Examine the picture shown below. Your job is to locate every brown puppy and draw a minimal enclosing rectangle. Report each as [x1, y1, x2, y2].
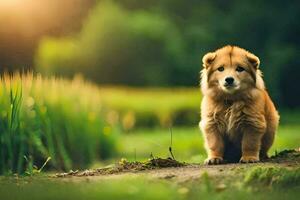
[199, 45, 279, 164]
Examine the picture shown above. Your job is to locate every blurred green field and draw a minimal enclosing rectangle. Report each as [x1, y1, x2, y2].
[100, 87, 201, 130]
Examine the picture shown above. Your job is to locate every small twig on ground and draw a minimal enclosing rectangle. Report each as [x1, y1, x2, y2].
[169, 127, 175, 160]
[150, 152, 154, 160]
[134, 148, 137, 162]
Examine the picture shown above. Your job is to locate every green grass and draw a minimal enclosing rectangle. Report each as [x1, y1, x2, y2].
[0, 73, 118, 174]
[114, 125, 300, 164]
[244, 167, 300, 188]
[0, 170, 299, 200]
[271, 125, 300, 153]
[117, 127, 205, 163]
[0, 176, 180, 200]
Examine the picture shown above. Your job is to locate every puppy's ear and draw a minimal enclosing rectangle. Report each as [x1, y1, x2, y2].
[246, 52, 260, 69]
[202, 52, 216, 68]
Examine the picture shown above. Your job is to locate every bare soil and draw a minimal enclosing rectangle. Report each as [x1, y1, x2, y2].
[53, 148, 300, 183]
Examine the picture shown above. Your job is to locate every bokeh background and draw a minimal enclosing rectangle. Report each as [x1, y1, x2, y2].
[0, 0, 300, 174]
[1, 0, 300, 107]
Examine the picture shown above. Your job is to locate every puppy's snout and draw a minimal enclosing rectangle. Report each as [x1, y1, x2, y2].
[225, 77, 234, 85]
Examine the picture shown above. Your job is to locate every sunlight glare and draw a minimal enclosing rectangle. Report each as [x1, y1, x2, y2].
[0, 0, 25, 9]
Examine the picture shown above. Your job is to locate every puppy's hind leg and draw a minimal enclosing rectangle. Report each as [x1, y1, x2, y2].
[260, 124, 277, 160]
[261, 93, 279, 160]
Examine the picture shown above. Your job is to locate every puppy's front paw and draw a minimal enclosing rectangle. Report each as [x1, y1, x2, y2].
[205, 157, 224, 165]
[239, 156, 259, 163]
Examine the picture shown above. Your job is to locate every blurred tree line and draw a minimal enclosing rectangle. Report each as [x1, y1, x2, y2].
[1, 0, 300, 108]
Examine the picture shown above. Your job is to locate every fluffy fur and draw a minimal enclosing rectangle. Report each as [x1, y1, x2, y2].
[199, 45, 279, 164]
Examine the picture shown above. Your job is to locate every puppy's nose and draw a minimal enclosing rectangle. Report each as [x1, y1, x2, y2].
[225, 77, 234, 85]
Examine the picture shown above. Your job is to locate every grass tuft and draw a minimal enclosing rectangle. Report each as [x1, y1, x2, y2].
[244, 166, 300, 188]
[0, 73, 118, 174]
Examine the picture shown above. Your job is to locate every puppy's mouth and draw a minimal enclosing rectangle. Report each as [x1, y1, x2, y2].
[224, 83, 236, 88]
[222, 83, 239, 93]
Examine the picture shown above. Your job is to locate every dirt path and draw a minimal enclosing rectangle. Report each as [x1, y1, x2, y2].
[54, 149, 300, 183]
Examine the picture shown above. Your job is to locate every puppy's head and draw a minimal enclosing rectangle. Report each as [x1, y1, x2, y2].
[201, 45, 264, 96]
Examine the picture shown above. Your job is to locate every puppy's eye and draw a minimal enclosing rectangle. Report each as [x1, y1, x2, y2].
[217, 66, 224, 72]
[236, 66, 245, 72]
